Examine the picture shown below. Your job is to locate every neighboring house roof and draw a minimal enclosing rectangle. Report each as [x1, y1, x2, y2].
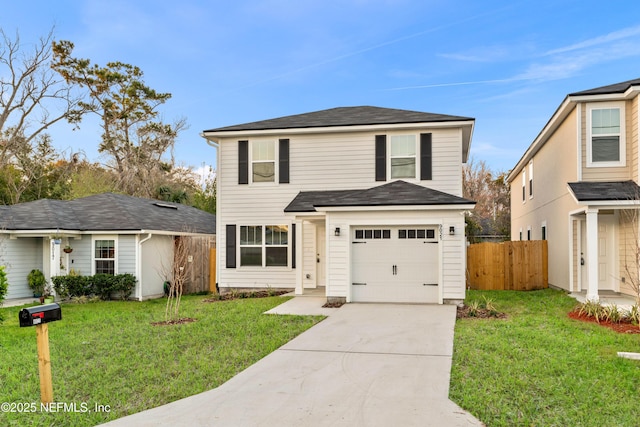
[204, 106, 473, 132]
[569, 78, 640, 96]
[285, 180, 475, 212]
[0, 193, 216, 234]
[568, 181, 640, 202]
[507, 77, 640, 183]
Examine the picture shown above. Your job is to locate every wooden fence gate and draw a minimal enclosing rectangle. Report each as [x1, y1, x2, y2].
[466, 240, 548, 291]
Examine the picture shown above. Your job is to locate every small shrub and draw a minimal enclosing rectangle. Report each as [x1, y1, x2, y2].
[578, 300, 604, 323]
[629, 305, 640, 326]
[0, 266, 8, 323]
[114, 273, 136, 300]
[93, 273, 118, 300]
[602, 304, 621, 323]
[27, 269, 46, 296]
[52, 274, 92, 298]
[468, 300, 480, 317]
[482, 296, 498, 316]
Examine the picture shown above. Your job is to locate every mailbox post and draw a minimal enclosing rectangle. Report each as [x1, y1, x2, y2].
[19, 303, 62, 404]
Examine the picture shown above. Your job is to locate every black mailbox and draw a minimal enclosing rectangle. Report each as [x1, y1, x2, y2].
[19, 303, 62, 327]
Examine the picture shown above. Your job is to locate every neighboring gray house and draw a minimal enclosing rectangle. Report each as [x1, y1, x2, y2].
[0, 193, 216, 300]
[202, 106, 476, 304]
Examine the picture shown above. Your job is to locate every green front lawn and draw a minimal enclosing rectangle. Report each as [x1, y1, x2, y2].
[0, 295, 323, 427]
[451, 289, 640, 427]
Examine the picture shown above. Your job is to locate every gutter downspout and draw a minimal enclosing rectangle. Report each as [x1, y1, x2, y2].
[137, 233, 153, 301]
[203, 134, 220, 291]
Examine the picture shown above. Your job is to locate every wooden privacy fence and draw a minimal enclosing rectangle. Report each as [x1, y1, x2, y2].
[181, 236, 216, 294]
[467, 240, 548, 291]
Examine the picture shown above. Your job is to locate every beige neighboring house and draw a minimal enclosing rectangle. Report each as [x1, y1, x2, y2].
[508, 78, 640, 301]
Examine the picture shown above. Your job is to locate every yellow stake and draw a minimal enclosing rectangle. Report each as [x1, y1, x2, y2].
[35, 323, 53, 404]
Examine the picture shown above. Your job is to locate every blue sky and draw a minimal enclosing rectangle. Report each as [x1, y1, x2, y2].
[3, 0, 640, 174]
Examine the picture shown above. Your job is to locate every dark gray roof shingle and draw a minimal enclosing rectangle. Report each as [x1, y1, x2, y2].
[205, 106, 474, 132]
[285, 180, 475, 212]
[570, 78, 640, 96]
[568, 181, 640, 202]
[0, 193, 216, 234]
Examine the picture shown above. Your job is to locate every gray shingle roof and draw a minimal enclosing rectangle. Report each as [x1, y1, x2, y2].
[285, 180, 475, 212]
[205, 106, 474, 132]
[0, 193, 216, 234]
[568, 181, 640, 202]
[570, 78, 640, 96]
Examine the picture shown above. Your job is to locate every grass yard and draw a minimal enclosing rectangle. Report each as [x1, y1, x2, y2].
[451, 289, 640, 427]
[0, 295, 323, 427]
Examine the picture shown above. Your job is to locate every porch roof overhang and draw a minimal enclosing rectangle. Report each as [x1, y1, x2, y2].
[567, 181, 640, 207]
[284, 180, 476, 213]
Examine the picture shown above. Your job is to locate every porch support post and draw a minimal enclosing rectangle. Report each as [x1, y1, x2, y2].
[295, 220, 304, 296]
[585, 208, 599, 302]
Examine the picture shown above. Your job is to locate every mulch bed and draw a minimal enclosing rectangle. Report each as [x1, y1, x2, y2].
[456, 305, 507, 319]
[568, 311, 640, 334]
[151, 318, 197, 326]
[322, 301, 345, 308]
[202, 290, 290, 302]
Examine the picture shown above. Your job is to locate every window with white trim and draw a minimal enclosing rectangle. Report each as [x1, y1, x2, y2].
[521, 169, 526, 202]
[527, 226, 531, 241]
[252, 140, 275, 182]
[587, 102, 625, 167]
[239, 225, 289, 267]
[541, 221, 547, 240]
[94, 237, 116, 275]
[390, 135, 416, 179]
[528, 161, 533, 198]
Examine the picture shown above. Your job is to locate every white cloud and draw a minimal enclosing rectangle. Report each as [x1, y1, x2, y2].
[545, 25, 640, 56]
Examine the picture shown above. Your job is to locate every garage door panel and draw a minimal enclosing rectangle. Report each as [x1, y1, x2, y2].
[351, 226, 439, 303]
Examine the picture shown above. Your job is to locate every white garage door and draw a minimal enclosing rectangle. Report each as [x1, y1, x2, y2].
[351, 226, 439, 303]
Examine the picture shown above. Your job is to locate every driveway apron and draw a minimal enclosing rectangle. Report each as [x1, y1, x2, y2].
[101, 303, 482, 427]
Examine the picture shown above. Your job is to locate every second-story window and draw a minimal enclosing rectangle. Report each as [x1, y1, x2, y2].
[252, 140, 275, 182]
[390, 135, 416, 179]
[587, 102, 625, 167]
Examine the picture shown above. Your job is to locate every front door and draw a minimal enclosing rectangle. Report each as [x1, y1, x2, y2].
[580, 215, 616, 292]
[316, 225, 326, 287]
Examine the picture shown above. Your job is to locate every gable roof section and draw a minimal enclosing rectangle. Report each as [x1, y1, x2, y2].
[568, 181, 640, 202]
[0, 193, 216, 234]
[285, 180, 475, 212]
[569, 78, 640, 96]
[205, 106, 473, 132]
[508, 77, 640, 183]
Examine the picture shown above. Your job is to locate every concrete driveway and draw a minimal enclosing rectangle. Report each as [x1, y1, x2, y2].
[101, 303, 482, 427]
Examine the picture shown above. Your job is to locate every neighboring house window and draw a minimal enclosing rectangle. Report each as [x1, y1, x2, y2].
[94, 237, 116, 274]
[522, 169, 526, 202]
[519, 228, 523, 241]
[390, 135, 416, 179]
[587, 102, 625, 167]
[252, 140, 275, 182]
[527, 227, 531, 241]
[528, 161, 533, 198]
[541, 222, 547, 240]
[239, 225, 289, 267]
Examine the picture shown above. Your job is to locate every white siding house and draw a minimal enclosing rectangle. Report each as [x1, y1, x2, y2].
[0, 193, 216, 301]
[202, 106, 475, 304]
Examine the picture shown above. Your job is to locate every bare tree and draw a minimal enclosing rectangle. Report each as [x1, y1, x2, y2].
[620, 206, 640, 307]
[163, 236, 191, 322]
[0, 28, 82, 169]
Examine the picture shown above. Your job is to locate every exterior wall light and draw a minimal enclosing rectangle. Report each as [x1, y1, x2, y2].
[449, 226, 455, 235]
[335, 227, 340, 237]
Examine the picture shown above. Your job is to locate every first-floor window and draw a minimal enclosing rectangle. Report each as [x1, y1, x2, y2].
[240, 225, 289, 267]
[95, 239, 116, 274]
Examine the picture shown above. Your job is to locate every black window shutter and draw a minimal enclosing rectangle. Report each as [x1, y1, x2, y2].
[226, 225, 236, 268]
[291, 223, 296, 268]
[420, 133, 432, 180]
[375, 135, 386, 181]
[238, 140, 248, 184]
[279, 139, 290, 184]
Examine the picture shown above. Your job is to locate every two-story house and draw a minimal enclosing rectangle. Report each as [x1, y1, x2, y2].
[202, 106, 475, 304]
[508, 78, 640, 302]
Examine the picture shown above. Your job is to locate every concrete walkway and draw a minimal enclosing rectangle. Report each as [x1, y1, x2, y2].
[101, 299, 482, 427]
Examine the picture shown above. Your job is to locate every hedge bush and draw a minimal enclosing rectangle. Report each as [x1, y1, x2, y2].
[53, 273, 137, 300]
[0, 266, 8, 323]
